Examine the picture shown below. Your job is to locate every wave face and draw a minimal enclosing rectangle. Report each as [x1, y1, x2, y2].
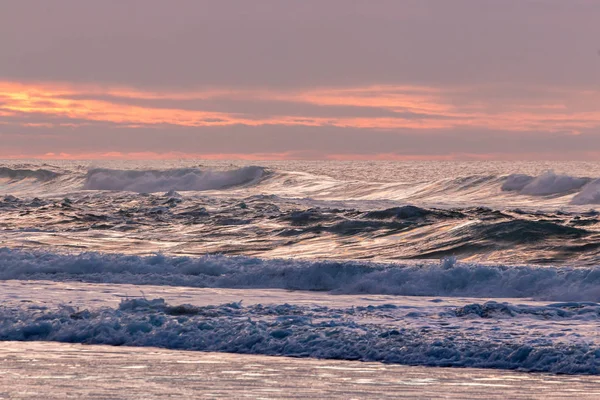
[0, 167, 59, 182]
[0, 166, 74, 197]
[3, 249, 600, 301]
[83, 166, 266, 192]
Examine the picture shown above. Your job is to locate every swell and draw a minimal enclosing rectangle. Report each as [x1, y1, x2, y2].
[0, 165, 268, 195]
[2, 191, 599, 265]
[241, 169, 600, 206]
[3, 248, 600, 301]
[3, 163, 600, 208]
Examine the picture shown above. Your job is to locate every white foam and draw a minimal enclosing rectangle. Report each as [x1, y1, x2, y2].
[1, 296, 599, 374]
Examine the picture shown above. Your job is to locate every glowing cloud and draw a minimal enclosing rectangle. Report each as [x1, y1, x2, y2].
[2, 81, 600, 135]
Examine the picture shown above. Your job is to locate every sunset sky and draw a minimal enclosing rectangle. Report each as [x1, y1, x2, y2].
[1, 0, 599, 160]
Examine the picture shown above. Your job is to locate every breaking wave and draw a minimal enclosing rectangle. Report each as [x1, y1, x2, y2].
[3, 160, 600, 214]
[83, 166, 267, 192]
[3, 249, 600, 301]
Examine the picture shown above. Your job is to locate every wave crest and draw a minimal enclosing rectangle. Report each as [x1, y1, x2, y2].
[83, 166, 267, 192]
[502, 171, 590, 196]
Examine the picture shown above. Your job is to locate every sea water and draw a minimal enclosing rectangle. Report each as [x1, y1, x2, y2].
[2, 160, 600, 397]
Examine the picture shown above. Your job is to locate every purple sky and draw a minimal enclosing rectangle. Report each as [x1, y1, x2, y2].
[1, 0, 599, 159]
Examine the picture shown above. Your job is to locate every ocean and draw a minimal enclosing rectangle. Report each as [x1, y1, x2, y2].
[2, 160, 600, 397]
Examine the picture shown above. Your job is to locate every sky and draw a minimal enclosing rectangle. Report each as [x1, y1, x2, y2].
[1, 0, 599, 160]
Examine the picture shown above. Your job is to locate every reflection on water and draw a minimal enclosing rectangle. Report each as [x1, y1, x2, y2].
[1, 342, 600, 399]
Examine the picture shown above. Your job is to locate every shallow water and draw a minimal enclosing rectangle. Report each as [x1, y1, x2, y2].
[1, 281, 599, 374]
[1, 342, 600, 399]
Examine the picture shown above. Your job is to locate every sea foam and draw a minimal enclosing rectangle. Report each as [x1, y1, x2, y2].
[1, 297, 598, 374]
[2, 249, 600, 301]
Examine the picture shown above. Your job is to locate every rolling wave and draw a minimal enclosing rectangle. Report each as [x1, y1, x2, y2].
[0, 167, 60, 182]
[240, 169, 600, 206]
[83, 166, 267, 192]
[2, 248, 600, 301]
[502, 171, 591, 197]
[2, 162, 600, 208]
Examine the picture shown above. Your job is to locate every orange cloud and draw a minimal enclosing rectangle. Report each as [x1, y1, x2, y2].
[1, 81, 600, 133]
